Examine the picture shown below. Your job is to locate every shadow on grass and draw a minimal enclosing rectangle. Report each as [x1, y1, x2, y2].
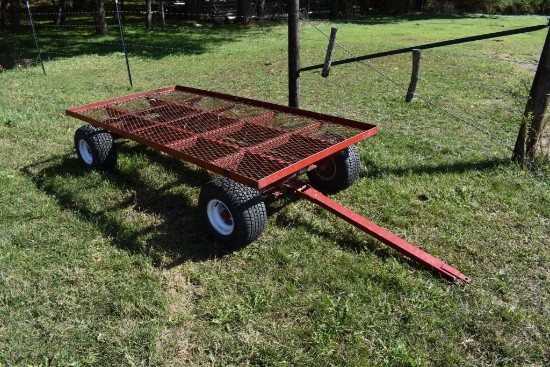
[22, 142, 501, 276]
[334, 12, 490, 26]
[21, 144, 399, 272]
[22, 143, 236, 268]
[0, 17, 284, 69]
[1, 12, 495, 69]
[362, 157, 510, 178]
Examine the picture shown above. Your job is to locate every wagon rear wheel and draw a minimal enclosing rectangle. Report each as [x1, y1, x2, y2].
[74, 124, 117, 171]
[307, 144, 361, 193]
[199, 177, 266, 247]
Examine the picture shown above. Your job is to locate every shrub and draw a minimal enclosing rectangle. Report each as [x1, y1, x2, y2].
[425, 0, 550, 13]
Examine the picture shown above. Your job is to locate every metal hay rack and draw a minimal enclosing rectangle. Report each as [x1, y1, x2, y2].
[67, 85, 470, 283]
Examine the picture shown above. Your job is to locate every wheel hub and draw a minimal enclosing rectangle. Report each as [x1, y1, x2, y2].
[206, 199, 234, 235]
[315, 159, 337, 181]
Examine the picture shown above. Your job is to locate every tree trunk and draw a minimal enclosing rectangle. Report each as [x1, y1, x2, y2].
[256, 0, 265, 19]
[146, 0, 152, 29]
[61, 0, 66, 24]
[54, 0, 67, 26]
[185, 0, 201, 20]
[330, 0, 338, 18]
[237, 0, 251, 25]
[513, 27, 550, 163]
[9, 0, 20, 33]
[74, 0, 85, 12]
[160, 0, 166, 29]
[93, 0, 108, 35]
[304, 0, 311, 18]
[1, 0, 8, 29]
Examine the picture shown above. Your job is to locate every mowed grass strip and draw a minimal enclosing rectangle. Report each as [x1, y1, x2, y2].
[1, 14, 549, 366]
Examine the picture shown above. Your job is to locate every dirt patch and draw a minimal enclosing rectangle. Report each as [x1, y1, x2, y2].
[494, 53, 513, 61]
[492, 53, 538, 73]
[481, 98, 507, 108]
[159, 327, 195, 365]
[156, 268, 200, 365]
[517, 62, 537, 73]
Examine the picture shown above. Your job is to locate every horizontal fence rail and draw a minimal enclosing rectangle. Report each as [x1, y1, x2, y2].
[301, 24, 548, 72]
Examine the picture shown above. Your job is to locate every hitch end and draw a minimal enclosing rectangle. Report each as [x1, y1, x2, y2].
[440, 264, 471, 284]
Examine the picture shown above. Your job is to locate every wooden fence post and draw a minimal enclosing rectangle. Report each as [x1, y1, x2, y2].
[513, 25, 550, 162]
[321, 27, 338, 78]
[288, 0, 300, 108]
[406, 49, 421, 102]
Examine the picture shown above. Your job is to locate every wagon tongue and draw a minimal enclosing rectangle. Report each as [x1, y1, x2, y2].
[285, 182, 471, 284]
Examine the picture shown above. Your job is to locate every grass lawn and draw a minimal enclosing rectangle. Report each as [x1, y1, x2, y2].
[1, 12, 549, 366]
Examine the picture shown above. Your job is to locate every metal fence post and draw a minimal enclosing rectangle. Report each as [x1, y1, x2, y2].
[25, 0, 46, 75]
[115, 0, 133, 87]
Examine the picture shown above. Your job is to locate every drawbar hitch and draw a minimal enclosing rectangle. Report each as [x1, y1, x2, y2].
[285, 182, 471, 284]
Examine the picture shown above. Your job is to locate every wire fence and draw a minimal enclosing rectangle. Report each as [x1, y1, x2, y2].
[301, 14, 532, 151]
[1, 6, 548, 164]
[300, 17, 550, 163]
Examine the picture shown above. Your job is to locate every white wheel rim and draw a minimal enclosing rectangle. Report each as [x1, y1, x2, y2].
[78, 140, 93, 165]
[207, 199, 234, 235]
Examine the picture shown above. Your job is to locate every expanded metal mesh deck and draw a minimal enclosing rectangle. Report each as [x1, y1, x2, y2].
[67, 85, 378, 189]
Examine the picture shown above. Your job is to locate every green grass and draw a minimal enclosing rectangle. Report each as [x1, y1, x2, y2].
[1, 13, 550, 366]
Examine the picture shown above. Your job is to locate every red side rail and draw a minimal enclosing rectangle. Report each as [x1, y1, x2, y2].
[285, 183, 471, 283]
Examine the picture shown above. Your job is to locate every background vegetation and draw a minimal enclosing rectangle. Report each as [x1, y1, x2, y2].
[1, 12, 549, 367]
[2, 0, 550, 38]
[421, 0, 550, 14]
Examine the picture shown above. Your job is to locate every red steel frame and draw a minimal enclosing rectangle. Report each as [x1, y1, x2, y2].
[67, 85, 470, 283]
[67, 85, 378, 191]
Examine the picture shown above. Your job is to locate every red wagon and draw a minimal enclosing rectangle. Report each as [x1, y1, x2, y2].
[67, 85, 470, 283]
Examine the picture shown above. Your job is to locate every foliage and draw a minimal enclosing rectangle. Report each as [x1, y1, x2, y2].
[2, 0, 550, 37]
[425, 0, 550, 13]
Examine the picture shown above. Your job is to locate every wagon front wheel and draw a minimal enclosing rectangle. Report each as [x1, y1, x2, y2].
[74, 124, 117, 171]
[307, 144, 361, 192]
[199, 177, 266, 247]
